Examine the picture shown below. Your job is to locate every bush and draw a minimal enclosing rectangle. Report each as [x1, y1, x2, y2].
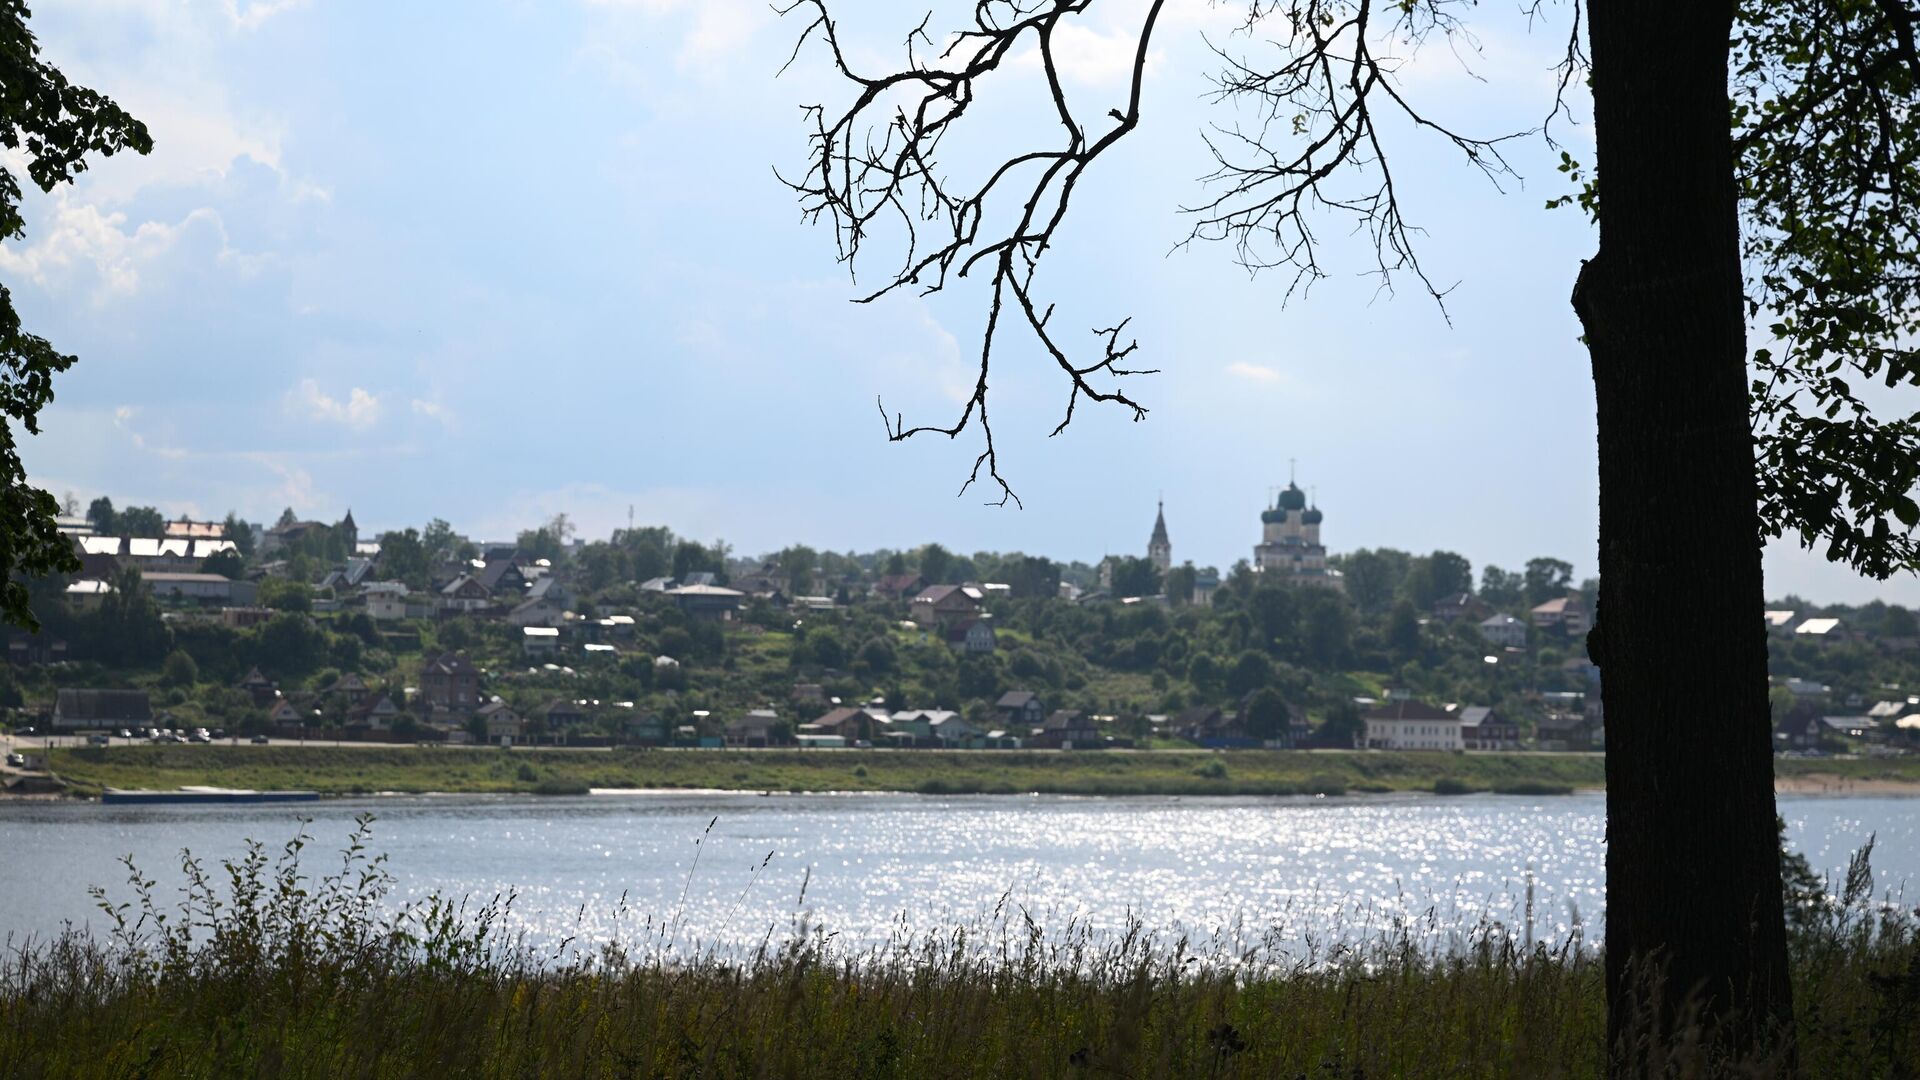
[1433, 777, 1480, 796]
[514, 763, 539, 783]
[1192, 759, 1228, 781]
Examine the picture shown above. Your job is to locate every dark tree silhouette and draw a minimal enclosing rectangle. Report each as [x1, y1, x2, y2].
[0, 0, 151, 629]
[783, 0, 1920, 1066]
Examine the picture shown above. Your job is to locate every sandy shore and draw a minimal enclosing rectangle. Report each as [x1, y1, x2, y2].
[1776, 775, 1920, 796]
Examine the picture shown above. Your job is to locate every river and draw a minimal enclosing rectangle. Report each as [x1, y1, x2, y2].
[1, 792, 1914, 962]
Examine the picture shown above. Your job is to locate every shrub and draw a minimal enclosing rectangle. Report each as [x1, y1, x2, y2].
[1192, 759, 1228, 781]
[1433, 777, 1479, 796]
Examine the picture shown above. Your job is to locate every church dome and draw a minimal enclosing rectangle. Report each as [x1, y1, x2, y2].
[1302, 506, 1323, 525]
[1261, 506, 1289, 525]
[1278, 483, 1307, 511]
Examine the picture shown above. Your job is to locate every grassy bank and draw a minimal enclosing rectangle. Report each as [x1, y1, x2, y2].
[39, 744, 1920, 799]
[2, 816, 1915, 1078]
[40, 745, 1633, 798]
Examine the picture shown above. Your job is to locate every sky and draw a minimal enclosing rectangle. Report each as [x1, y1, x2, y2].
[7, 0, 1916, 604]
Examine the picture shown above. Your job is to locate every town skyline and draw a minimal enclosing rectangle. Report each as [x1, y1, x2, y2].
[10, 0, 1915, 607]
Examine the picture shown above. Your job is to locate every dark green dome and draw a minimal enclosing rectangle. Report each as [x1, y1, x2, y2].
[1278, 483, 1307, 511]
[1261, 506, 1288, 524]
[1302, 506, 1323, 525]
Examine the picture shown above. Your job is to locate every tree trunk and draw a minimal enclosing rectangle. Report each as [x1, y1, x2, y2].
[1575, 0, 1794, 1071]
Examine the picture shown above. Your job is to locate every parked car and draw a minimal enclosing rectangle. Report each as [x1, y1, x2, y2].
[86, 734, 111, 746]
[5, 752, 23, 767]
[188, 731, 211, 744]
[249, 734, 270, 745]
[116, 728, 133, 739]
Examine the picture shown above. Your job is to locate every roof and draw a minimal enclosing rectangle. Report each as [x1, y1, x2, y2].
[996, 691, 1039, 709]
[1795, 617, 1843, 636]
[143, 572, 239, 585]
[476, 560, 525, 592]
[1531, 596, 1581, 615]
[1867, 698, 1918, 718]
[423, 653, 480, 677]
[327, 673, 368, 693]
[1480, 614, 1524, 627]
[477, 700, 517, 718]
[64, 580, 113, 596]
[813, 706, 867, 729]
[667, 584, 745, 598]
[55, 689, 152, 722]
[1763, 610, 1798, 628]
[1363, 700, 1455, 722]
[1043, 709, 1088, 730]
[913, 584, 983, 606]
[440, 574, 488, 597]
[1457, 706, 1497, 726]
[523, 626, 561, 638]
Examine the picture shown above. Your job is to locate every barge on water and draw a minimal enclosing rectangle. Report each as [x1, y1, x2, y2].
[100, 787, 320, 805]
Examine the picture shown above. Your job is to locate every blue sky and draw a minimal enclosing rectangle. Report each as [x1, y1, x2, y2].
[8, 0, 1915, 604]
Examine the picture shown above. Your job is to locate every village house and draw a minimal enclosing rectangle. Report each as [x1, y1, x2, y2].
[1478, 614, 1528, 649]
[323, 673, 370, 707]
[1774, 713, 1825, 752]
[1535, 709, 1602, 751]
[928, 713, 979, 747]
[910, 584, 984, 628]
[439, 574, 491, 613]
[1174, 705, 1238, 745]
[268, 698, 306, 730]
[478, 700, 522, 747]
[725, 708, 783, 747]
[996, 691, 1046, 730]
[420, 653, 482, 712]
[1529, 594, 1591, 636]
[1457, 706, 1521, 751]
[1362, 700, 1461, 751]
[1034, 709, 1102, 749]
[6, 631, 67, 666]
[348, 694, 401, 734]
[945, 617, 996, 654]
[536, 698, 589, 737]
[522, 626, 561, 657]
[234, 661, 276, 703]
[667, 583, 745, 621]
[52, 689, 152, 732]
[804, 706, 871, 742]
[143, 572, 258, 606]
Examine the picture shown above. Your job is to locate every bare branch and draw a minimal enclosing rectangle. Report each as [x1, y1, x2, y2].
[781, 0, 1522, 496]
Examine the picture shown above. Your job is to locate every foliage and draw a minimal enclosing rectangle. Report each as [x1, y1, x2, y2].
[1735, 0, 1920, 577]
[0, 0, 152, 630]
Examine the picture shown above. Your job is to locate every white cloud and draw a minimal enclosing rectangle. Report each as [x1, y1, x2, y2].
[581, 0, 769, 81]
[223, 0, 308, 31]
[289, 379, 382, 429]
[1225, 361, 1282, 383]
[0, 197, 228, 299]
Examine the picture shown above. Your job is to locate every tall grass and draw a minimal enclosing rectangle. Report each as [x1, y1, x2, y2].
[1, 817, 1916, 1078]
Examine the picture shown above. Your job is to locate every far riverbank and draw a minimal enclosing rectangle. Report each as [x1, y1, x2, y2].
[22, 745, 1920, 800]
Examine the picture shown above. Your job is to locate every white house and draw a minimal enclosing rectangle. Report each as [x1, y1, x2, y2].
[1362, 700, 1462, 751]
[522, 626, 561, 657]
[1478, 614, 1528, 648]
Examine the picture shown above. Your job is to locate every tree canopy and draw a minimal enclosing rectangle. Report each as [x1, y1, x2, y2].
[0, 1, 152, 629]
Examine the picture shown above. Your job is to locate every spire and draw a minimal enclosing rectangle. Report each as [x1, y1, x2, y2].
[1150, 499, 1169, 546]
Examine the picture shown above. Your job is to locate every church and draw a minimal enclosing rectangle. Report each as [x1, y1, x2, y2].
[1254, 480, 1342, 589]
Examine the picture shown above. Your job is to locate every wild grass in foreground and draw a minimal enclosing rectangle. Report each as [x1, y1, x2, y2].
[1, 818, 1917, 1078]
